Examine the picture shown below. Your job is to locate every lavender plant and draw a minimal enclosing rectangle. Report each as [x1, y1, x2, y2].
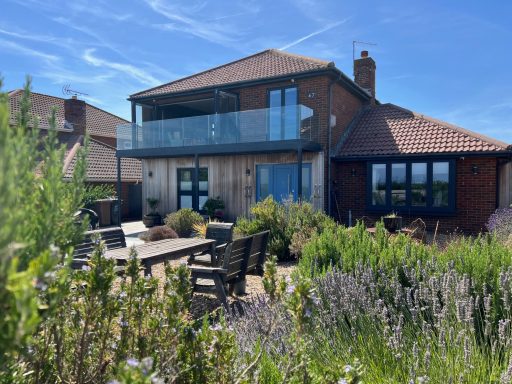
[487, 208, 512, 244]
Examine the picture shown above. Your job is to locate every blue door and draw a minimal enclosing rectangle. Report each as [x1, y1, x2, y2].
[256, 163, 311, 203]
[273, 165, 296, 203]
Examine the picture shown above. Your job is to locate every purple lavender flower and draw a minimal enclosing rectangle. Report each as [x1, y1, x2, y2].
[126, 358, 139, 367]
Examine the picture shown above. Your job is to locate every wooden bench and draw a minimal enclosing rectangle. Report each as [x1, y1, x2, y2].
[189, 235, 253, 309]
[72, 227, 126, 269]
[244, 230, 270, 277]
[189, 230, 270, 308]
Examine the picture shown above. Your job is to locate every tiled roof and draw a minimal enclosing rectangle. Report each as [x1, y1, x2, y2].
[8, 90, 141, 182]
[131, 49, 333, 99]
[63, 139, 142, 182]
[85, 103, 127, 138]
[337, 104, 511, 157]
[9, 90, 66, 129]
[8, 90, 128, 138]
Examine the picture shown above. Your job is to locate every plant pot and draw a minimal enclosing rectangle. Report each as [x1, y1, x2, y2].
[383, 217, 402, 233]
[143, 214, 161, 228]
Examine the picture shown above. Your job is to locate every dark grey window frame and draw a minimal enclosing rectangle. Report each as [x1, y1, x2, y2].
[366, 159, 456, 214]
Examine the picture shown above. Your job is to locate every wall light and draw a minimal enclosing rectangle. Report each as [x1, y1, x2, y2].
[148, 171, 153, 177]
[472, 165, 479, 175]
[351, 168, 357, 177]
[245, 168, 251, 177]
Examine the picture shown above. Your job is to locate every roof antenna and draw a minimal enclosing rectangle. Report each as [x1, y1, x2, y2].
[352, 40, 377, 75]
[62, 84, 89, 98]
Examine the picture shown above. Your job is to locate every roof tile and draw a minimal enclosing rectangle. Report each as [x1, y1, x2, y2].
[131, 49, 332, 99]
[338, 104, 510, 157]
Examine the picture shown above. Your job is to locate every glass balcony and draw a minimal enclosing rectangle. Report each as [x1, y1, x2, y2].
[117, 105, 318, 150]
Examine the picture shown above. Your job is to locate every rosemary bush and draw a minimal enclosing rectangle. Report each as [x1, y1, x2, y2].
[235, 197, 335, 260]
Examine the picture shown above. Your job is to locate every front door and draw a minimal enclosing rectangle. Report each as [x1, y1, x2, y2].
[273, 165, 296, 203]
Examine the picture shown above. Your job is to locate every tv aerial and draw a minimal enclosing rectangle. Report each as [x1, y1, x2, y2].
[62, 84, 89, 97]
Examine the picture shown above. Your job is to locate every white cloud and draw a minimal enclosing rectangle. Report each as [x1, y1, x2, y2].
[144, 0, 244, 47]
[0, 38, 60, 63]
[279, 18, 350, 50]
[82, 49, 161, 87]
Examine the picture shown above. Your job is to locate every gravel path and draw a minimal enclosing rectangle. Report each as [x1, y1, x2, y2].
[148, 257, 296, 319]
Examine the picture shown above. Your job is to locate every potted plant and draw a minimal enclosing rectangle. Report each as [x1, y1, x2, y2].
[143, 197, 161, 227]
[203, 196, 225, 220]
[383, 212, 403, 233]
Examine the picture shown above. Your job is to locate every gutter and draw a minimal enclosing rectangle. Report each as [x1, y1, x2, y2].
[333, 150, 512, 162]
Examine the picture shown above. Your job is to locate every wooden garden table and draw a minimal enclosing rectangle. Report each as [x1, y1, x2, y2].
[105, 238, 216, 276]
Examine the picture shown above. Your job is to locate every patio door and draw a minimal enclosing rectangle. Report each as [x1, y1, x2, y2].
[256, 163, 311, 203]
[215, 91, 238, 143]
[177, 168, 208, 212]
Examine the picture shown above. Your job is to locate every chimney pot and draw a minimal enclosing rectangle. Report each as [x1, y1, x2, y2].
[361, 50, 369, 58]
[71, 95, 78, 100]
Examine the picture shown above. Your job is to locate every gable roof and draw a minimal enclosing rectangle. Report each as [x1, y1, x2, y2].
[63, 138, 142, 182]
[130, 49, 336, 99]
[8, 90, 141, 182]
[8, 90, 128, 138]
[336, 103, 511, 158]
[9, 90, 66, 130]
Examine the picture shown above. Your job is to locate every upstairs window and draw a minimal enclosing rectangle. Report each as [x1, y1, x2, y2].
[367, 160, 455, 213]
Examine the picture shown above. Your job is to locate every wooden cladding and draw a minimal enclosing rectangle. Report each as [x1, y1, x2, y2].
[142, 152, 324, 220]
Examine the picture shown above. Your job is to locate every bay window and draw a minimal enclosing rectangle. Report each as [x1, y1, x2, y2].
[367, 160, 455, 212]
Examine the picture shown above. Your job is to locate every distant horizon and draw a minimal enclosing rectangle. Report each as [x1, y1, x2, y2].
[1, 0, 511, 143]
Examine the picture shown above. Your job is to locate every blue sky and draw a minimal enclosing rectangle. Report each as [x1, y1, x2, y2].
[1, 0, 511, 143]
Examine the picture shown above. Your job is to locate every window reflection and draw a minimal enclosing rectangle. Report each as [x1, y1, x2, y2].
[411, 163, 427, 206]
[391, 163, 406, 206]
[372, 164, 386, 206]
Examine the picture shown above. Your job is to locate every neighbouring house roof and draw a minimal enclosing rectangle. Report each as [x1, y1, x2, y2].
[130, 49, 337, 99]
[9, 90, 66, 130]
[85, 103, 128, 138]
[8, 90, 142, 182]
[8, 90, 126, 138]
[63, 138, 142, 182]
[337, 103, 511, 158]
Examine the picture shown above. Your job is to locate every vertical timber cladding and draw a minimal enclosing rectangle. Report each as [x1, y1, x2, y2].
[141, 152, 324, 220]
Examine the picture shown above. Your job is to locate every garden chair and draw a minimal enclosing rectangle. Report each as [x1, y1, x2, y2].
[71, 227, 126, 269]
[408, 218, 427, 243]
[188, 222, 234, 266]
[189, 235, 253, 310]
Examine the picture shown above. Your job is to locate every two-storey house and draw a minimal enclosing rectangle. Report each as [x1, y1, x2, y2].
[116, 49, 512, 233]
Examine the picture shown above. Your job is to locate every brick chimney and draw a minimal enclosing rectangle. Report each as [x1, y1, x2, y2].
[64, 96, 87, 135]
[354, 50, 376, 104]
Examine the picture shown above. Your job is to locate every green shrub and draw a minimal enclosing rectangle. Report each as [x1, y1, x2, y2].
[235, 197, 334, 260]
[82, 184, 116, 207]
[203, 196, 225, 219]
[0, 78, 87, 380]
[164, 208, 204, 237]
[139, 226, 179, 242]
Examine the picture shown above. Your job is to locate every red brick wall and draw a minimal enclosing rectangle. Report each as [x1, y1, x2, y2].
[234, 75, 364, 211]
[334, 157, 498, 234]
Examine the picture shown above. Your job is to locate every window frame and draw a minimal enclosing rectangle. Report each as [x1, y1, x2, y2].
[177, 167, 208, 212]
[266, 86, 299, 140]
[366, 160, 456, 214]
